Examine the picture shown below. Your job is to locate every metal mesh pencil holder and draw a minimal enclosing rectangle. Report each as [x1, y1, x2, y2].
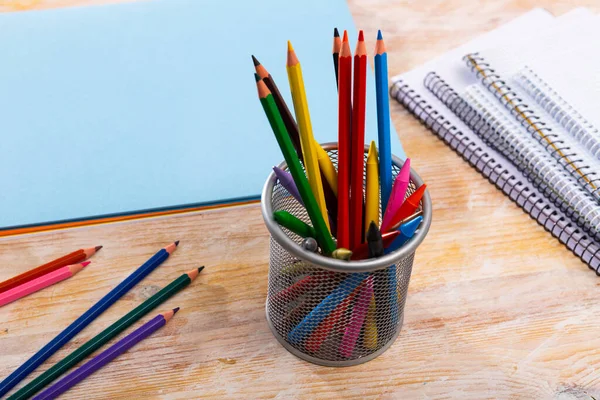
[261, 143, 432, 367]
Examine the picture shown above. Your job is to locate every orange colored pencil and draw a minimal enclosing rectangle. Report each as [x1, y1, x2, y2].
[350, 30, 367, 249]
[0, 246, 101, 294]
[337, 30, 353, 249]
[0, 262, 90, 307]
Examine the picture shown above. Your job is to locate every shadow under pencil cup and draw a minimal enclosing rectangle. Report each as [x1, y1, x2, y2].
[261, 143, 432, 367]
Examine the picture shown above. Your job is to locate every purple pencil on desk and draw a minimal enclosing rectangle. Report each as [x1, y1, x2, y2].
[273, 166, 304, 205]
[33, 308, 179, 400]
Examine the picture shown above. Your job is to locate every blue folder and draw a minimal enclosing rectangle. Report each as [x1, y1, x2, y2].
[0, 0, 403, 232]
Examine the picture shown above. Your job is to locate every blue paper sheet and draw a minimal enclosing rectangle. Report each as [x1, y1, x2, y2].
[0, 0, 403, 230]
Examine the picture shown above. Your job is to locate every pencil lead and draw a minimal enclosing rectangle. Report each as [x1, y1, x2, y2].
[174, 240, 180, 246]
[343, 30, 348, 42]
[358, 30, 364, 41]
[334, 27, 340, 37]
[377, 30, 382, 40]
[197, 266, 205, 273]
[81, 261, 91, 267]
[251, 55, 260, 67]
[95, 245, 103, 252]
[254, 72, 262, 82]
[173, 307, 180, 314]
[287, 40, 294, 52]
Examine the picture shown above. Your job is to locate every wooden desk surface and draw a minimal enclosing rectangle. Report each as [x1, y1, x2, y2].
[2, 1, 600, 399]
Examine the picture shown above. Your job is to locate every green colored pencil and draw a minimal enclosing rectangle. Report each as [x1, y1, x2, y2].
[273, 211, 317, 239]
[8, 267, 204, 400]
[256, 74, 335, 254]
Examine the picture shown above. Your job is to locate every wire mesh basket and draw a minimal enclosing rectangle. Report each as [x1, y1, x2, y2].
[261, 143, 432, 366]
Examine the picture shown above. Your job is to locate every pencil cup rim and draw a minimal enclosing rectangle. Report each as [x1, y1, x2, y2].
[261, 142, 432, 273]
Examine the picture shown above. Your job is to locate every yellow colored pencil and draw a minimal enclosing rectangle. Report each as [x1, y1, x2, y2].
[286, 41, 330, 231]
[315, 144, 338, 196]
[365, 141, 380, 240]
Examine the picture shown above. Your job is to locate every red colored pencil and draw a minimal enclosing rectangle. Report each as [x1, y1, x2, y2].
[351, 231, 400, 260]
[350, 30, 367, 249]
[337, 30, 353, 249]
[0, 246, 101, 294]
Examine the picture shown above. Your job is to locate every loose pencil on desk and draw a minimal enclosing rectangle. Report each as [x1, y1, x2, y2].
[256, 74, 336, 255]
[255, 55, 338, 230]
[381, 158, 411, 230]
[273, 211, 317, 239]
[0, 246, 101, 294]
[0, 242, 178, 398]
[374, 30, 393, 214]
[9, 267, 203, 400]
[337, 30, 353, 249]
[332, 27, 341, 87]
[273, 166, 304, 205]
[365, 141, 380, 240]
[350, 30, 367, 249]
[384, 184, 427, 232]
[286, 40, 330, 232]
[32, 308, 180, 400]
[0, 262, 90, 307]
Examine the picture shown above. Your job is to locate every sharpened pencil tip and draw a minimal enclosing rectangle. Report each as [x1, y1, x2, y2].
[377, 30, 382, 40]
[334, 27, 339, 37]
[95, 245, 103, 251]
[254, 72, 262, 82]
[358, 30, 364, 41]
[173, 307, 180, 314]
[174, 240, 180, 246]
[287, 40, 293, 52]
[343, 30, 348, 42]
[81, 261, 91, 267]
[198, 266, 205, 273]
[251, 55, 260, 67]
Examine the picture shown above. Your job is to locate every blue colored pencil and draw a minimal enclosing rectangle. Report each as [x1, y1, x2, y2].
[288, 272, 368, 344]
[0, 242, 179, 398]
[375, 30, 393, 214]
[32, 308, 179, 400]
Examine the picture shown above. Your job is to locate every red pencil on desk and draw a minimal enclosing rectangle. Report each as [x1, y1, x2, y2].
[350, 30, 367, 249]
[337, 30, 353, 249]
[0, 262, 90, 307]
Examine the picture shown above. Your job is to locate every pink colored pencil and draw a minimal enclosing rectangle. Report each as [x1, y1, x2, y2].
[339, 276, 373, 358]
[381, 159, 411, 229]
[0, 262, 90, 307]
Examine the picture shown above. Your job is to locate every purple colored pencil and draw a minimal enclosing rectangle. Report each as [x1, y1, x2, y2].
[273, 166, 304, 205]
[33, 308, 179, 400]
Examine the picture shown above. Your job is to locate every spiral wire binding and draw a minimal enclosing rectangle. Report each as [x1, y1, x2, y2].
[389, 75, 600, 273]
[514, 66, 600, 162]
[463, 53, 600, 201]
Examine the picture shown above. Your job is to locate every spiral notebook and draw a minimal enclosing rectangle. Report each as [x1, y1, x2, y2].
[390, 8, 600, 273]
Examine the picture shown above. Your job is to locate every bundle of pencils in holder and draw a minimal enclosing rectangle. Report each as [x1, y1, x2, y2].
[257, 29, 431, 366]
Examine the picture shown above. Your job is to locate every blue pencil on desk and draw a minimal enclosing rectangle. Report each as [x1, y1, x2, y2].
[375, 30, 393, 214]
[288, 273, 368, 344]
[0, 242, 179, 398]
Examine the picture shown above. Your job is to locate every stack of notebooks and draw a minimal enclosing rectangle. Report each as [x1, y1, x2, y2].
[391, 8, 600, 273]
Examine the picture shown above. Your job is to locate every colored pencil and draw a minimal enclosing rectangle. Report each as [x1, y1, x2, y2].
[364, 295, 378, 349]
[365, 141, 380, 240]
[381, 158, 411, 230]
[384, 184, 427, 232]
[337, 30, 353, 249]
[332, 248, 353, 260]
[288, 272, 367, 344]
[389, 210, 424, 232]
[286, 41, 330, 232]
[33, 308, 179, 400]
[254, 56, 338, 229]
[0, 242, 178, 398]
[0, 246, 101, 294]
[256, 75, 336, 255]
[350, 31, 367, 249]
[273, 211, 317, 239]
[315, 145, 338, 196]
[375, 30, 393, 214]
[0, 262, 90, 307]
[273, 276, 317, 304]
[273, 166, 304, 205]
[9, 267, 202, 400]
[340, 276, 373, 358]
[385, 216, 423, 254]
[366, 222, 384, 258]
[332, 27, 341, 88]
[350, 230, 400, 260]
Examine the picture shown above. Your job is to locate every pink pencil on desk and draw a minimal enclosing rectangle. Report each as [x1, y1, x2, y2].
[339, 276, 374, 358]
[381, 158, 411, 230]
[0, 262, 90, 307]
